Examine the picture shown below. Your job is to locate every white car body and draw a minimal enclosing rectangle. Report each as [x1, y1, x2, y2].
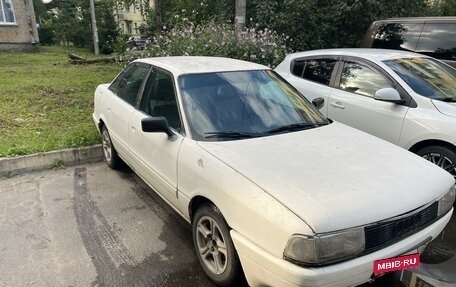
[275, 49, 456, 177]
[93, 56, 454, 287]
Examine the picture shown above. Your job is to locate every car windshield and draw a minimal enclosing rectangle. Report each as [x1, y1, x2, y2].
[384, 57, 456, 102]
[179, 70, 329, 141]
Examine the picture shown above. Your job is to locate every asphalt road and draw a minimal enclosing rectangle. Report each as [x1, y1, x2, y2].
[0, 162, 454, 287]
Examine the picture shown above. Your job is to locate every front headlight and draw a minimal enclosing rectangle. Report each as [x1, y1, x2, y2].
[283, 228, 365, 266]
[438, 186, 455, 217]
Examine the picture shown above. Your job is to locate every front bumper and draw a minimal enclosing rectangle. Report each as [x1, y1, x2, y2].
[231, 208, 453, 287]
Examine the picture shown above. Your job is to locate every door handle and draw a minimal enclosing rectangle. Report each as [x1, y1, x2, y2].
[107, 107, 111, 112]
[330, 102, 345, 109]
[130, 124, 136, 131]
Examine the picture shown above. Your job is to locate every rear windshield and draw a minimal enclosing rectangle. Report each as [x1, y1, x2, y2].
[384, 57, 456, 102]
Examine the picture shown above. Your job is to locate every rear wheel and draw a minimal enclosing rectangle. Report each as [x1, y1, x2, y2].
[416, 145, 456, 181]
[101, 126, 123, 169]
[192, 204, 243, 286]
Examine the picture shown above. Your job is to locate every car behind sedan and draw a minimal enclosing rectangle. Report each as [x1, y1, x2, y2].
[93, 56, 455, 287]
[275, 48, 456, 182]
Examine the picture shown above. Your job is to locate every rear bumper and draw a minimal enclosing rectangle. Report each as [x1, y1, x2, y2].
[231, 208, 453, 287]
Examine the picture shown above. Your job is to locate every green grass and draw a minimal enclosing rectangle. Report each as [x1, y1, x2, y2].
[0, 46, 122, 157]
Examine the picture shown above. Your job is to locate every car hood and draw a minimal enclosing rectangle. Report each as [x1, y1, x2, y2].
[197, 122, 453, 233]
[432, 99, 456, 119]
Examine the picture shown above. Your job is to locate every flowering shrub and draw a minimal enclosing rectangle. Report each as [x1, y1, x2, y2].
[143, 18, 290, 67]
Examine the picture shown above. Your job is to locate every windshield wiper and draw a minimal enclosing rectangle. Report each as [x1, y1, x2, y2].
[204, 131, 263, 139]
[267, 122, 327, 134]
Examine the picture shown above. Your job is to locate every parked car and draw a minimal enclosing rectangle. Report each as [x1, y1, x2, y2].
[126, 36, 149, 51]
[275, 49, 456, 182]
[93, 56, 455, 287]
[361, 17, 456, 67]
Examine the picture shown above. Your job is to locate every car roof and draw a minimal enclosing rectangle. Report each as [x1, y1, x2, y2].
[376, 16, 456, 23]
[135, 56, 269, 76]
[284, 48, 428, 62]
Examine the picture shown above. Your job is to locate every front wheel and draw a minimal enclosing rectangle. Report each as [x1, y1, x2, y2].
[416, 145, 456, 181]
[192, 204, 243, 286]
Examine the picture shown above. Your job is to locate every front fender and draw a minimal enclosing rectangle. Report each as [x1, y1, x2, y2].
[177, 139, 313, 259]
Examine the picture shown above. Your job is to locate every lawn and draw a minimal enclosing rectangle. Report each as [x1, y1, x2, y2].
[0, 46, 122, 157]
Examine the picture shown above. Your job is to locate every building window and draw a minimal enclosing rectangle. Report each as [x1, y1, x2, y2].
[0, 0, 16, 24]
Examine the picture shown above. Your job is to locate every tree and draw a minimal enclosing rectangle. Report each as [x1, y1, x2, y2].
[431, 0, 456, 15]
[33, 0, 55, 45]
[46, 0, 91, 47]
[35, 0, 119, 53]
[96, 0, 120, 54]
[154, 0, 165, 32]
[248, 0, 435, 52]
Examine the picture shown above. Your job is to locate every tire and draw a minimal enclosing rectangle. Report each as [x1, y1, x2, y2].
[416, 145, 456, 182]
[192, 204, 243, 286]
[101, 126, 123, 170]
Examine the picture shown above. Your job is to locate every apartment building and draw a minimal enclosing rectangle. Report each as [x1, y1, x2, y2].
[116, 0, 154, 35]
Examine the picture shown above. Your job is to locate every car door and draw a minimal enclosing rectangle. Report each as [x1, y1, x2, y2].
[328, 59, 409, 145]
[105, 63, 151, 161]
[128, 67, 184, 207]
[283, 57, 338, 116]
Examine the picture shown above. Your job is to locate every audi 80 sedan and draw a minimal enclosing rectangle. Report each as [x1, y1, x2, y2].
[93, 56, 455, 287]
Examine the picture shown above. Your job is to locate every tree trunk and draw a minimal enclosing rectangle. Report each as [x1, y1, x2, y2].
[154, 0, 163, 33]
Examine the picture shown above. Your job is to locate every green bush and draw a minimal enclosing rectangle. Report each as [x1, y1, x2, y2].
[144, 18, 290, 68]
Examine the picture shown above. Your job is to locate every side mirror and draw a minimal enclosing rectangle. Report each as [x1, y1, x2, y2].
[141, 117, 174, 137]
[312, 97, 325, 110]
[374, 88, 404, 104]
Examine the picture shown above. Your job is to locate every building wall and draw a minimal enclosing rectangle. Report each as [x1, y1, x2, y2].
[0, 0, 39, 50]
[116, 0, 154, 36]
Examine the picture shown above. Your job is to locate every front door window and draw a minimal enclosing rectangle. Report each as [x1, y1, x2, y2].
[140, 70, 181, 131]
[339, 62, 393, 97]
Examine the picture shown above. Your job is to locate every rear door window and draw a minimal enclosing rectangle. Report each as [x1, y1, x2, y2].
[372, 23, 424, 52]
[416, 23, 456, 61]
[113, 63, 150, 106]
[291, 59, 337, 86]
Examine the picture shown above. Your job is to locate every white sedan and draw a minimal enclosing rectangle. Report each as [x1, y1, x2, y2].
[93, 56, 455, 287]
[275, 48, 456, 181]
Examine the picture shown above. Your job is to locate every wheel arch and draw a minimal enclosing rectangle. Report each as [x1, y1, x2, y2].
[98, 118, 106, 132]
[409, 139, 456, 153]
[189, 196, 216, 223]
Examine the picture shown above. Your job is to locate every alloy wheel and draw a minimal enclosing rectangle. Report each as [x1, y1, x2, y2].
[195, 216, 228, 275]
[101, 129, 112, 163]
[422, 152, 456, 180]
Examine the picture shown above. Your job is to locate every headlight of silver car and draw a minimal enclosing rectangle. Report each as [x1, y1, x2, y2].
[437, 185, 455, 217]
[283, 228, 365, 266]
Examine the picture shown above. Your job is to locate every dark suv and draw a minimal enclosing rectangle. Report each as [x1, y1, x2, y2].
[361, 17, 456, 67]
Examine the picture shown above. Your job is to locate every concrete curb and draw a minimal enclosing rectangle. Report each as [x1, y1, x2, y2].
[0, 145, 104, 177]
